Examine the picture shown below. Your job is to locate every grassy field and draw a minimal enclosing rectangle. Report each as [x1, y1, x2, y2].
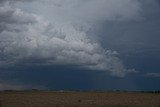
[0, 91, 160, 107]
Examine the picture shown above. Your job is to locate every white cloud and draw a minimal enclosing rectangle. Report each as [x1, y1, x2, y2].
[0, 0, 142, 77]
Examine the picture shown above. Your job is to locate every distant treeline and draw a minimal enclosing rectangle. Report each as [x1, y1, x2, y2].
[0, 89, 160, 94]
[140, 91, 160, 93]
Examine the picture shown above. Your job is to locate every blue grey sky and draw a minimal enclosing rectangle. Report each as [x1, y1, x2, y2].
[0, 0, 160, 90]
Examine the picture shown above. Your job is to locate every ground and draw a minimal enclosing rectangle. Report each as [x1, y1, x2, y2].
[0, 91, 160, 107]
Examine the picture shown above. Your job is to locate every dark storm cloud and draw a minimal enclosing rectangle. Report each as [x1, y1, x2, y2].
[98, 0, 160, 54]
[0, 0, 160, 90]
[0, 0, 145, 77]
[0, 0, 159, 76]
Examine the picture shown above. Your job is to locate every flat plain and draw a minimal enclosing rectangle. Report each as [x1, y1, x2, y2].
[0, 91, 160, 107]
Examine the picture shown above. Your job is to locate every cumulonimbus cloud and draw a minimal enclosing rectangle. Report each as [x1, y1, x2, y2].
[0, 0, 142, 77]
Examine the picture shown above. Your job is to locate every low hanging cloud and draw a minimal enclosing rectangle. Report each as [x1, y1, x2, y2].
[0, 82, 28, 91]
[144, 73, 160, 78]
[0, 81, 47, 91]
[0, 0, 143, 77]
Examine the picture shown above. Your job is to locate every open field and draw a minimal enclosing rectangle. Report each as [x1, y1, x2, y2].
[0, 91, 160, 107]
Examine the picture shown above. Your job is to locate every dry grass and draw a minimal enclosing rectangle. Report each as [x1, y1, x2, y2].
[0, 91, 160, 107]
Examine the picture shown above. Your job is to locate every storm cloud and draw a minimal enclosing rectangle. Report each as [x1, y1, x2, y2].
[0, 0, 145, 77]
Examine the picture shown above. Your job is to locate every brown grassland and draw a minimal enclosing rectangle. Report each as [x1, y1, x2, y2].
[0, 91, 160, 107]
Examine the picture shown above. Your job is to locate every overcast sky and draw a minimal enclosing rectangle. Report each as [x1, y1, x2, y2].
[0, 0, 160, 91]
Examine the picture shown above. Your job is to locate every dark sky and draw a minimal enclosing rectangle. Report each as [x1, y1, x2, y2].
[0, 0, 160, 91]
